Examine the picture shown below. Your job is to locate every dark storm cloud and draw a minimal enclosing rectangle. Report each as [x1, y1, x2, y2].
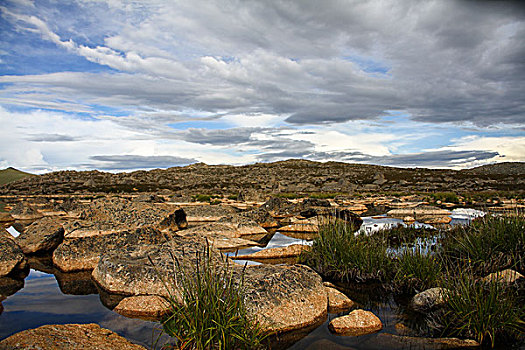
[1, 0, 524, 128]
[89, 155, 197, 170]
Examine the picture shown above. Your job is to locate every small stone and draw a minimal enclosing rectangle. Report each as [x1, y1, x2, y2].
[394, 322, 413, 336]
[114, 295, 171, 320]
[482, 269, 524, 284]
[328, 309, 383, 336]
[326, 286, 356, 313]
[411, 287, 448, 312]
[0, 323, 146, 349]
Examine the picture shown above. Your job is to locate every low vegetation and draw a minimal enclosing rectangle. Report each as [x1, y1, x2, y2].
[440, 213, 525, 276]
[393, 247, 442, 294]
[299, 219, 393, 283]
[439, 269, 524, 347]
[301, 213, 525, 348]
[192, 194, 222, 203]
[157, 247, 267, 350]
[429, 192, 459, 204]
[0, 167, 35, 186]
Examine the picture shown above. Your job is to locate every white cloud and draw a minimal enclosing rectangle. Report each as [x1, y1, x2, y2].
[0, 0, 524, 171]
[443, 136, 525, 163]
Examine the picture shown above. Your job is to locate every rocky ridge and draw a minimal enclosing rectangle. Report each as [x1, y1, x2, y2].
[1, 160, 523, 196]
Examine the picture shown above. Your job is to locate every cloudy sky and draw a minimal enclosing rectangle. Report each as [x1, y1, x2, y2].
[0, 0, 524, 173]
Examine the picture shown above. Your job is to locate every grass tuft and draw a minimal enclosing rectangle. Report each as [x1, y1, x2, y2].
[393, 247, 442, 294]
[439, 269, 525, 348]
[440, 213, 525, 276]
[299, 219, 393, 283]
[157, 246, 267, 350]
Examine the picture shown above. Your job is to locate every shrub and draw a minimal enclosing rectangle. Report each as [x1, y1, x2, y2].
[309, 192, 342, 199]
[275, 193, 303, 199]
[430, 192, 459, 203]
[299, 219, 393, 283]
[157, 247, 267, 350]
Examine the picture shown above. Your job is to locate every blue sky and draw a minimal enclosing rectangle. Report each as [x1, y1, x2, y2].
[0, 0, 524, 173]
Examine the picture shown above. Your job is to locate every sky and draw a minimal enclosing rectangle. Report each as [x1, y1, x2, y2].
[0, 0, 524, 173]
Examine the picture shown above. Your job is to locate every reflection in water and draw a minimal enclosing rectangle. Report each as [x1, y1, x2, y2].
[0, 270, 172, 348]
[27, 255, 99, 295]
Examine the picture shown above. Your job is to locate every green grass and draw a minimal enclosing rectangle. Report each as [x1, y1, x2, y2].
[430, 192, 459, 203]
[157, 247, 267, 350]
[439, 270, 525, 348]
[299, 212, 525, 348]
[192, 194, 222, 203]
[439, 213, 525, 276]
[393, 247, 442, 294]
[299, 219, 393, 283]
[309, 192, 343, 199]
[0, 167, 35, 186]
[274, 192, 304, 199]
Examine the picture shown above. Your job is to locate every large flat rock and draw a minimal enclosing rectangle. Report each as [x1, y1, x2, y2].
[242, 264, 327, 334]
[93, 236, 327, 334]
[0, 323, 146, 350]
[63, 197, 187, 237]
[92, 235, 217, 298]
[233, 244, 307, 264]
[16, 217, 64, 254]
[53, 227, 167, 272]
[178, 220, 267, 240]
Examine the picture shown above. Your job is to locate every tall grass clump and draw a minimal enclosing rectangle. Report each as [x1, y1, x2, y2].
[157, 247, 267, 350]
[438, 270, 525, 348]
[440, 212, 525, 276]
[299, 219, 393, 283]
[393, 247, 442, 294]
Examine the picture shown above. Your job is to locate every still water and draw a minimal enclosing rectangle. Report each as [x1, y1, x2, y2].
[4, 209, 521, 349]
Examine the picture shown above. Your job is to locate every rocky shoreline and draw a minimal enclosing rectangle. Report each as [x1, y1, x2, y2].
[0, 182, 523, 348]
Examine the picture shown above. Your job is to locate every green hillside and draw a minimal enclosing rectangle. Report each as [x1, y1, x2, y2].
[0, 167, 36, 186]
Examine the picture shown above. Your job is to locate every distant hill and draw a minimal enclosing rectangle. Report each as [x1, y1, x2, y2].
[0, 167, 36, 186]
[464, 162, 525, 176]
[0, 160, 523, 196]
